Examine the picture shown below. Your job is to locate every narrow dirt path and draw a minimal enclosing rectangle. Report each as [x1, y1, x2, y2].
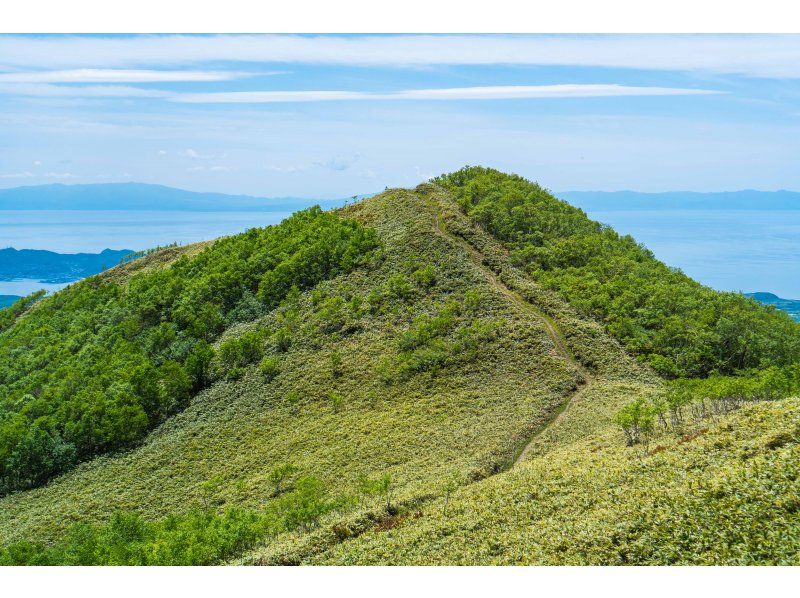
[427, 195, 593, 467]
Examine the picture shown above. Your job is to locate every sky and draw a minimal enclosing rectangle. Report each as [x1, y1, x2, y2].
[1, 34, 800, 197]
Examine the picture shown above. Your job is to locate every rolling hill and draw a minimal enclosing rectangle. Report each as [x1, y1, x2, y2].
[1, 168, 798, 565]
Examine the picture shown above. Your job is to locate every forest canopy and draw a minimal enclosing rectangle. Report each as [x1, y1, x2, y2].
[0, 207, 379, 495]
[433, 167, 800, 378]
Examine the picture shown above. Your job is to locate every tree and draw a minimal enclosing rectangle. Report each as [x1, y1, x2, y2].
[358, 472, 394, 514]
[268, 462, 299, 496]
[330, 351, 343, 378]
[259, 356, 280, 382]
[442, 471, 461, 516]
[278, 476, 331, 531]
[329, 392, 344, 413]
[615, 398, 655, 448]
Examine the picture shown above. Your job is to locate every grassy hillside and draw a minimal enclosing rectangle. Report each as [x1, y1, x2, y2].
[306, 398, 800, 565]
[1, 169, 797, 565]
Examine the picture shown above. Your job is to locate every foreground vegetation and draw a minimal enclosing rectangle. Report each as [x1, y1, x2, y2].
[306, 398, 800, 565]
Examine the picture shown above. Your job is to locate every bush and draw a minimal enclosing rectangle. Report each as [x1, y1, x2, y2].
[259, 356, 281, 382]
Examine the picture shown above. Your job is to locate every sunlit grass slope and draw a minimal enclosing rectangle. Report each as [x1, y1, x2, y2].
[309, 397, 800, 565]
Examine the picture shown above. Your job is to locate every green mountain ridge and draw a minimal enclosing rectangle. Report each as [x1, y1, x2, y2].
[1, 168, 798, 565]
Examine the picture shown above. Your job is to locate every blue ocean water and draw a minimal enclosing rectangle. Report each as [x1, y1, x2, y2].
[584, 209, 800, 299]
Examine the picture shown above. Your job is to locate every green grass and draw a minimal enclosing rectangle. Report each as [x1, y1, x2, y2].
[305, 398, 800, 565]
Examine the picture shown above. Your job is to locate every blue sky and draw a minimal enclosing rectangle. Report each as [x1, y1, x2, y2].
[1, 34, 799, 197]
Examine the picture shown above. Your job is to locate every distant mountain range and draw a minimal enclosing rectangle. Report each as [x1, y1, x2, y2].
[0, 247, 134, 283]
[0, 183, 366, 212]
[746, 292, 800, 322]
[558, 190, 800, 211]
[2, 183, 796, 213]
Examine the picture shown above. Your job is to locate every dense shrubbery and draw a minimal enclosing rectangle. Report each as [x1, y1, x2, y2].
[0, 474, 340, 565]
[616, 365, 800, 446]
[393, 294, 502, 377]
[0, 290, 45, 333]
[0, 207, 379, 494]
[434, 167, 800, 378]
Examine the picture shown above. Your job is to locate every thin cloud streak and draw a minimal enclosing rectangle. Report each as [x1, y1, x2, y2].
[172, 84, 722, 103]
[1, 34, 800, 78]
[0, 83, 174, 98]
[0, 69, 267, 83]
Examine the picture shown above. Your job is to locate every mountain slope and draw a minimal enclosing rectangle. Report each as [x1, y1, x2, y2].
[0, 181, 654, 550]
[306, 397, 800, 565]
[434, 168, 800, 377]
[1, 170, 798, 565]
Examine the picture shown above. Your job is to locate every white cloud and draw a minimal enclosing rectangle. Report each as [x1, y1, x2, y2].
[1, 35, 799, 78]
[0, 69, 263, 83]
[0, 171, 34, 179]
[44, 172, 79, 179]
[173, 84, 720, 104]
[0, 83, 173, 98]
[179, 148, 213, 159]
[265, 164, 305, 173]
[314, 154, 360, 171]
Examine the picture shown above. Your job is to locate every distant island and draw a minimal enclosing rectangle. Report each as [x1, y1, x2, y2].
[0, 247, 134, 283]
[746, 292, 800, 322]
[0, 182, 367, 212]
[558, 189, 800, 211]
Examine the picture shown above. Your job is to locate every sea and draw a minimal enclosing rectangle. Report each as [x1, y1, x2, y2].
[584, 209, 800, 300]
[2, 208, 800, 301]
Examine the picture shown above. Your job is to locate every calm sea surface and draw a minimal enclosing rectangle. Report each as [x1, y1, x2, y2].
[586, 210, 800, 299]
[2, 208, 800, 299]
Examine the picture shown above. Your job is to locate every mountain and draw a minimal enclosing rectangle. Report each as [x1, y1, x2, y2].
[558, 189, 800, 211]
[0, 183, 363, 212]
[747, 292, 800, 322]
[0, 247, 135, 283]
[1, 168, 799, 566]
